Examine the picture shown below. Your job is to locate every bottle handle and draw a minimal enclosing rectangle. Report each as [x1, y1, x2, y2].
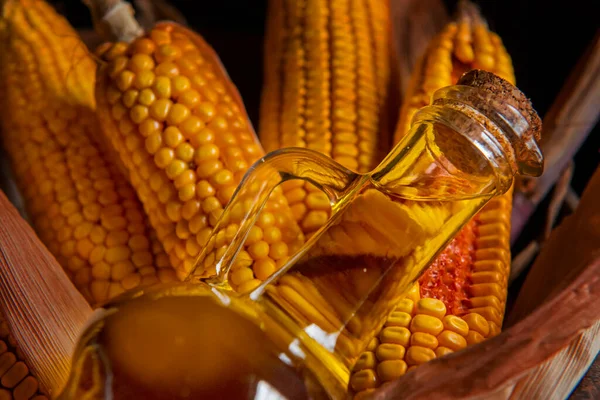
[186, 147, 357, 285]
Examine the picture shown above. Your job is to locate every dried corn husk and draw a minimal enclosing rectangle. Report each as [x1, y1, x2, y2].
[0, 191, 92, 397]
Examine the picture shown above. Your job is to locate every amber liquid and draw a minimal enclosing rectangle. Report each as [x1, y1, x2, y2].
[255, 185, 491, 395]
[60, 293, 311, 400]
[58, 189, 489, 399]
[60, 121, 504, 399]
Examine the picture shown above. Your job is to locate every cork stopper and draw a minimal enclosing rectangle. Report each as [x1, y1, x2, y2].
[431, 69, 545, 177]
[457, 69, 542, 143]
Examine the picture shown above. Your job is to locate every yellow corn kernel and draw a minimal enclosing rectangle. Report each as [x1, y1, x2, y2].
[260, 0, 393, 235]
[95, 23, 305, 285]
[489, 321, 501, 337]
[435, 347, 453, 358]
[466, 330, 485, 345]
[410, 332, 438, 350]
[0, 318, 46, 399]
[375, 344, 406, 362]
[404, 282, 421, 304]
[437, 330, 467, 351]
[377, 360, 407, 382]
[349, 369, 378, 392]
[462, 313, 491, 337]
[386, 311, 412, 328]
[352, 352, 377, 372]
[442, 315, 470, 336]
[379, 327, 411, 347]
[394, 298, 415, 315]
[475, 235, 508, 250]
[415, 298, 446, 319]
[468, 307, 503, 327]
[405, 346, 436, 366]
[409, 315, 444, 336]
[237, 279, 262, 294]
[469, 296, 504, 312]
[253, 258, 277, 281]
[0, 0, 169, 306]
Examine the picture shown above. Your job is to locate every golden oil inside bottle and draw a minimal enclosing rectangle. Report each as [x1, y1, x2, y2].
[60, 290, 311, 399]
[257, 187, 491, 387]
[60, 74, 542, 399]
[183, 120, 500, 397]
[255, 121, 497, 368]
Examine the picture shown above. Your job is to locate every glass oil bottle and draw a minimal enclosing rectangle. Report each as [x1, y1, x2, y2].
[58, 70, 543, 399]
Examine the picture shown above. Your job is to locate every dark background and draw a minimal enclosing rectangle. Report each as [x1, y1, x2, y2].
[56, 0, 599, 195]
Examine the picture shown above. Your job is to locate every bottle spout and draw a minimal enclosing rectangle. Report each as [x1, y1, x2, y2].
[374, 70, 543, 202]
[451, 69, 544, 177]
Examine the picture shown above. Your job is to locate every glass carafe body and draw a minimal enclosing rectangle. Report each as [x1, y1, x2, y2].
[58, 74, 543, 399]
[188, 82, 543, 396]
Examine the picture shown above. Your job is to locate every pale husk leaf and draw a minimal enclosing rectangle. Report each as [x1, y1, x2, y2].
[0, 191, 92, 397]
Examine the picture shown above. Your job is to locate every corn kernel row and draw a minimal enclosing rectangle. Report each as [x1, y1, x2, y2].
[260, 0, 393, 236]
[94, 23, 305, 290]
[351, 295, 495, 397]
[0, 0, 175, 306]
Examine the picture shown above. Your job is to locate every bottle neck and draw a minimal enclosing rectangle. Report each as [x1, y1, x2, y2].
[373, 85, 538, 199]
[431, 85, 543, 176]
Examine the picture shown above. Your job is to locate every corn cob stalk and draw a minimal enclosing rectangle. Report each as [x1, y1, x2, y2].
[0, 0, 174, 306]
[350, 2, 515, 396]
[259, 0, 394, 236]
[90, 3, 304, 290]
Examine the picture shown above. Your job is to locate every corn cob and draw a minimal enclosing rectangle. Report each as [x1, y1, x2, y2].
[0, 0, 174, 306]
[259, 0, 393, 236]
[0, 314, 48, 400]
[93, 21, 305, 289]
[350, 3, 515, 396]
